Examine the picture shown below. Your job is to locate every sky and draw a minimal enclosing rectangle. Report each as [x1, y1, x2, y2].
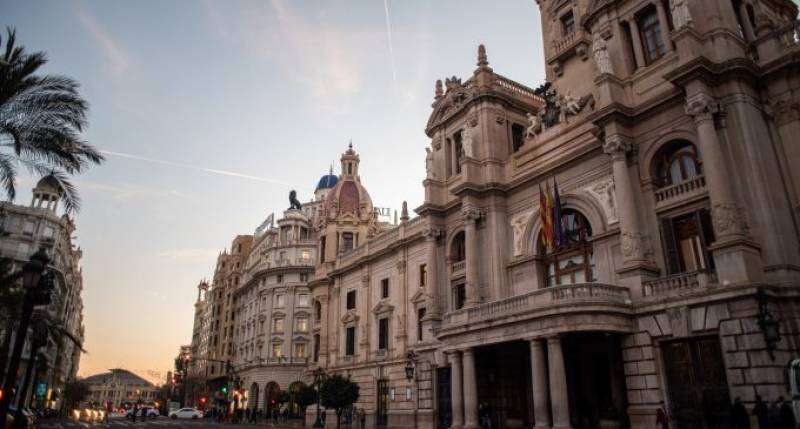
[0, 0, 545, 384]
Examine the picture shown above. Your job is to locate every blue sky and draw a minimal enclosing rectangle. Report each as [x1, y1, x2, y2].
[2, 0, 545, 382]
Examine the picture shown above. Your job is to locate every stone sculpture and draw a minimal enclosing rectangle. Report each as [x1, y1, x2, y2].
[289, 190, 302, 210]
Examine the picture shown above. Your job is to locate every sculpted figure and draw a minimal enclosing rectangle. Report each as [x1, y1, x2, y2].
[671, 0, 692, 28]
[592, 32, 613, 75]
[289, 190, 302, 210]
[425, 147, 434, 179]
[462, 125, 475, 158]
[526, 112, 542, 138]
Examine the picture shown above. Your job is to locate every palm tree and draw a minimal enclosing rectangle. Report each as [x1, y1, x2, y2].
[0, 27, 103, 213]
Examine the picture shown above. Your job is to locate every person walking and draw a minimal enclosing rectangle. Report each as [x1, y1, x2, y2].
[131, 405, 137, 423]
[779, 397, 795, 429]
[754, 395, 769, 429]
[731, 397, 750, 429]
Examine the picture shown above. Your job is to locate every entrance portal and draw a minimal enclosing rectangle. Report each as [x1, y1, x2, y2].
[662, 336, 731, 428]
[376, 379, 389, 428]
[562, 333, 628, 429]
[474, 341, 533, 428]
[436, 367, 452, 429]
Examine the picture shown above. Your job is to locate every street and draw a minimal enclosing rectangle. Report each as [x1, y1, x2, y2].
[37, 419, 301, 429]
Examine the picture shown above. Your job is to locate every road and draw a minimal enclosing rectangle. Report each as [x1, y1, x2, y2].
[37, 418, 302, 429]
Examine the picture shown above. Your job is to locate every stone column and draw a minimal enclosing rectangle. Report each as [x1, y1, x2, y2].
[462, 348, 479, 429]
[656, 0, 673, 52]
[449, 352, 464, 429]
[463, 206, 481, 306]
[547, 336, 572, 429]
[603, 135, 652, 269]
[628, 19, 647, 69]
[530, 339, 551, 429]
[422, 228, 442, 318]
[684, 92, 763, 284]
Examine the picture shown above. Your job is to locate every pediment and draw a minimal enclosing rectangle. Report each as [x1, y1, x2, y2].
[341, 310, 360, 324]
[292, 335, 309, 343]
[426, 87, 476, 134]
[410, 289, 427, 305]
[372, 300, 395, 315]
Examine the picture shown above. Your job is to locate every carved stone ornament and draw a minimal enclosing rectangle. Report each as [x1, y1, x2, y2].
[620, 231, 646, 260]
[583, 177, 618, 224]
[670, 0, 693, 29]
[602, 135, 632, 160]
[425, 147, 435, 180]
[422, 228, 441, 241]
[528, 82, 595, 137]
[592, 32, 613, 75]
[685, 93, 720, 122]
[711, 202, 748, 237]
[511, 210, 533, 256]
[462, 206, 481, 223]
[462, 124, 476, 158]
[396, 259, 406, 274]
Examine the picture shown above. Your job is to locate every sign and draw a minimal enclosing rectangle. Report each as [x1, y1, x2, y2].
[36, 383, 47, 397]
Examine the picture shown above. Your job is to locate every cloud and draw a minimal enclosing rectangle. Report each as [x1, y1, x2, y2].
[100, 150, 292, 187]
[383, 0, 397, 84]
[76, 3, 131, 76]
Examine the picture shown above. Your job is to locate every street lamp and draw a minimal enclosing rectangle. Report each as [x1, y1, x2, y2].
[405, 351, 417, 381]
[312, 367, 326, 428]
[756, 287, 781, 360]
[0, 248, 53, 429]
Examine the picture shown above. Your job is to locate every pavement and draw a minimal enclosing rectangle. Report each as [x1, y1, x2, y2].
[36, 418, 302, 429]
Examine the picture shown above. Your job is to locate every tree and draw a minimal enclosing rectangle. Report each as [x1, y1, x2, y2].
[319, 374, 359, 429]
[0, 27, 104, 213]
[63, 380, 89, 411]
[295, 383, 317, 424]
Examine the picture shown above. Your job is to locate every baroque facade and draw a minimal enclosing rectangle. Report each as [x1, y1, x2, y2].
[185, 0, 800, 428]
[0, 176, 86, 410]
[84, 369, 159, 408]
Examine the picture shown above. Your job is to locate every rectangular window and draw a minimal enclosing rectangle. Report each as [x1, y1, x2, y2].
[511, 123, 525, 153]
[42, 226, 55, 239]
[417, 307, 426, 341]
[296, 317, 308, 333]
[345, 326, 356, 356]
[454, 131, 464, 174]
[454, 284, 466, 310]
[346, 290, 356, 310]
[561, 10, 575, 35]
[381, 278, 389, 299]
[297, 294, 310, 307]
[271, 343, 282, 358]
[275, 294, 284, 307]
[660, 209, 715, 275]
[276, 274, 284, 284]
[314, 334, 320, 362]
[294, 343, 306, 359]
[300, 249, 311, 262]
[419, 264, 427, 287]
[320, 236, 326, 262]
[300, 273, 309, 282]
[272, 318, 284, 333]
[22, 221, 34, 235]
[342, 232, 354, 251]
[638, 7, 666, 64]
[378, 318, 389, 350]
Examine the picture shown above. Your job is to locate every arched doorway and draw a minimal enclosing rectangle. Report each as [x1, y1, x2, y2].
[264, 382, 280, 416]
[249, 382, 259, 412]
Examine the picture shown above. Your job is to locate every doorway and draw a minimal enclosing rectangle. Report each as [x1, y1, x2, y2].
[662, 336, 731, 428]
[436, 367, 452, 429]
[376, 379, 389, 428]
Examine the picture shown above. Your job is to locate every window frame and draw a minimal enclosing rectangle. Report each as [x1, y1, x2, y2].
[346, 290, 357, 310]
[637, 6, 667, 65]
[378, 317, 389, 351]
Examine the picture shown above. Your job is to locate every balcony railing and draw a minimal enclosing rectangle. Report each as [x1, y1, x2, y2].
[654, 175, 706, 206]
[642, 271, 716, 298]
[442, 282, 631, 327]
[451, 260, 466, 275]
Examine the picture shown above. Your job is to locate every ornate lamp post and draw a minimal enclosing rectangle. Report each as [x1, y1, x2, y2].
[0, 248, 54, 429]
[405, 351, 417, 381]
[756, 287, 781, 360]
[312, 367, 326, 428]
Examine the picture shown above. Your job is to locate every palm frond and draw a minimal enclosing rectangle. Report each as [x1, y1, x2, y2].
[39, 170, 80, 214]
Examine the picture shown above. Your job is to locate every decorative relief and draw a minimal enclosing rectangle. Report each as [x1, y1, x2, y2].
[527, 82, 595, 139]
[582, 176, 618, 225]
[670, 0, 693, 29]
[711, 202, 748, 237]
[462, 206, 481, 223]
[620, 231, 646, 260]
[685, 93, 719, 122]
[592, 32, 613, 75]
[510, 210, 533, 256]
[462, 123, 476, 159]
[602, 135, 632, 160]
[425, 148, 435, 180]
[396, 258, 406, 274]
[422, 228, 442, 242]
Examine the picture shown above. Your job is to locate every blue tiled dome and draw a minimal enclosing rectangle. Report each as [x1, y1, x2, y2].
[316, 173, 338, 191]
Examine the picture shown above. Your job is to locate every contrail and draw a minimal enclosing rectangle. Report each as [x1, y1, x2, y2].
[383, 0, 397, 83]
[101, 150, 292, 187]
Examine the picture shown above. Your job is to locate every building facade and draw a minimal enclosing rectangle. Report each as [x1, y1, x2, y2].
[185, 1, 800, 427]
[84, 369, 159, 409]
[0, 176, 86, 410]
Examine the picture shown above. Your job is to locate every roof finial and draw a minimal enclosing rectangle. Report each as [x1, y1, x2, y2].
[349, 139, 353, 150]
[329, 164, 333, 175]
[477, 44, 488, 67]
[435, 79, 443, 99]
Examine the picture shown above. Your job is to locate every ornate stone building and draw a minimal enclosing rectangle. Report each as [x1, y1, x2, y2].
[0, 176, 86, 410]
[84, 368, 159, 408]
[186, 0, 800, 427]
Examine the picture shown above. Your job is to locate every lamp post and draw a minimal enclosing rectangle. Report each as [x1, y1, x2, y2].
[14, 320, 48, 429]
[312, 367, 326, 428]
[756, 287, 782, 360]
[405, 351, 417, 429]
[0, 248, 53, 429]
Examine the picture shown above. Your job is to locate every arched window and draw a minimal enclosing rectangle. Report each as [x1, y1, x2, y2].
[654, 140, 702, 187]
[540, 209, 594, 287]
[451, 231, 466, 262]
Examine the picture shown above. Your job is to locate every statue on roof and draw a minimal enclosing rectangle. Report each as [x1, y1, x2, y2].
[289, 190, 302, 210]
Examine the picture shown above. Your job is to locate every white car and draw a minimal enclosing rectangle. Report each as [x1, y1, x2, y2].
[169, 408, 203, 420]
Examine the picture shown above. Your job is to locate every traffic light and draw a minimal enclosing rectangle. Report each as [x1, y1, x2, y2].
[221, 387, 227, 394]
[200, 397, 207, 404]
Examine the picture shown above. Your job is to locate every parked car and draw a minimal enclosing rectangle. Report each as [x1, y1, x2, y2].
[169, 408, 202, 420]
[125, 407, 158, 419]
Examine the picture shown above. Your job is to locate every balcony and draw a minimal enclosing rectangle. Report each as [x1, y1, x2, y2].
[442, 283, 631, 328]
[451, 260, 466, 277]
[653, 176, 706, 210]
[642, 271, 716, 299]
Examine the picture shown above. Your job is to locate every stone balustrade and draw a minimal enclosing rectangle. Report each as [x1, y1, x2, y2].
[493, 75, 542, 103]
[653, 175, 706, 206]
[642, 271, 716, 298]
[451, 260, 466, 275]
[442, 283, 631, 327]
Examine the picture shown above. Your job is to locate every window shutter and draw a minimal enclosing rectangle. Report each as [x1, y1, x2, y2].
[697, 208, 716, 271]
[660, 217, 681, 274]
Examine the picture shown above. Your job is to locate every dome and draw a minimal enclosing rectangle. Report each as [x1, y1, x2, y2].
[315, 173, 338, 192]
[322, 174, 374, 220]
[34, 174, 63, 196]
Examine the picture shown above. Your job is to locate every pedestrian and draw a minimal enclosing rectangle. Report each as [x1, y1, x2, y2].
[779, 397, 795, 429]
[770, 399, 783, 428]
[731, 397, 750, 429]
[131, 405, 137, 423]
[104, 402, 110, 424]
[754, 395, 769, 429]
[656, 404, 669, 429]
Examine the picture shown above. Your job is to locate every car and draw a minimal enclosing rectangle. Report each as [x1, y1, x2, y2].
[168, 408, 202, 420]
[125, 407, 158, 419]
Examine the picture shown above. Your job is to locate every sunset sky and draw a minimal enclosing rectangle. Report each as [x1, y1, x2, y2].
[1, 0, 545, 384]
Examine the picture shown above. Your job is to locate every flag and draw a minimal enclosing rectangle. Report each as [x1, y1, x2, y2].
[544, 182, 554, 252]
[539, 184, 550, 252]
[553, 177, 565, 249]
